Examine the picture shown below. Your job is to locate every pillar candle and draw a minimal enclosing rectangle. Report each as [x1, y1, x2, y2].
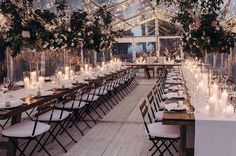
[57, 71, 63, 81]
[70, 69, 74, 80]
[24, 77, 30, 90]
[221, 90, 228, 103]
[30, 71, 37, 84]
[38, 76, 45, 89]
[65, 66, 69, 80]
[209, 96, 218, 115]
[212, 83, 218, 97]
[205, 104, 210, 114]
[84, 64, 88, 73]
[225, 105, 234, 117]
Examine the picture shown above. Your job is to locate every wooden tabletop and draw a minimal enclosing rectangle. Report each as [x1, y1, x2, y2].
[162, 98, 195, 126]
[126, 63, 182, 66]
[0, 84, 85, 120]
[0, 68, 130, 120]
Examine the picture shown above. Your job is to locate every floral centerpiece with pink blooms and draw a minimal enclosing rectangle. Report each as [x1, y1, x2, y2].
[157, 0, 235, 58]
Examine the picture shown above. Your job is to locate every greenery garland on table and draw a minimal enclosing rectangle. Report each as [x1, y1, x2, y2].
[156, 0, 235, 57]
[0, 0, 123, 59]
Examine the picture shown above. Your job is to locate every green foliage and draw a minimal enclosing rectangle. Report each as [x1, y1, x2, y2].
[156, 0, 235, 57]
[0, 1, 123, 59]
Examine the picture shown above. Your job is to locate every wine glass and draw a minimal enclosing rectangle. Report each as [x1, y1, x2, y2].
[3, 77, 10, 106]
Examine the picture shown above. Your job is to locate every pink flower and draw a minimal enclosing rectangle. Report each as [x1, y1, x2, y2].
[211, 20, 217, 28]
[191, 22, 201, 30]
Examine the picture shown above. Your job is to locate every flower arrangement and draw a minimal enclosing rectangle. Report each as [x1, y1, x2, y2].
[157, 0, 235, 57]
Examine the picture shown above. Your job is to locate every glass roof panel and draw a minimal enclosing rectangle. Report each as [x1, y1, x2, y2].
[27, 0, 236, 32]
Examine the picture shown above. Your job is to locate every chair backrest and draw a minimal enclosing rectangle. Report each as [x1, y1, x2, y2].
[36, 99, 58, 119]
[147, 91, 158, 119]
[79, 83, 96, 101]
[34, 98, 58, 136]
[139, 98, 152, 135]
[61, 88, 80, 109]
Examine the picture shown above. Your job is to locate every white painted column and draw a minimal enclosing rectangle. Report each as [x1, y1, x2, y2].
[155, 19, 160, 57]
[132, 38, 136, 62]
[6, 48, 13, 82]
[227, 48, 233, 78]
[40, 51, 46, 76]
[180, 43, 184, 59]
[81, 48, 84, 65]
[109, 44, 113, 60]
[93, 50, 97, 66]
[157, 37, 160, 57]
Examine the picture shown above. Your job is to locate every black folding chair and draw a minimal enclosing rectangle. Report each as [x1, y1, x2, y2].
[139, 99, 180, 156]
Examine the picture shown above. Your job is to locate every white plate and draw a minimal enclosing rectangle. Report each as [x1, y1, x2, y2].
[0, 99, 23, 109]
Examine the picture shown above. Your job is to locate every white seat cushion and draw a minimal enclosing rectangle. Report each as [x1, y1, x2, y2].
[91, 88, 108, 95]
[113, 84, 119, 87]
[77, 94, 100, 101]
[147, 122, 180, 139]
[2, 120, 50, 138]
[57, 101, 87, 109]
[118, 81, 125, 84]
[106, 86, 114, 91]
[154, 111, 164, 120]
[159, 102, 165, 110]
[38, 110, 71, 122]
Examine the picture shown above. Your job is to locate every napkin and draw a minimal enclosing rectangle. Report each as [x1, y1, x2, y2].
[162, 92, 185, 99]
[165, 103, 187, 111]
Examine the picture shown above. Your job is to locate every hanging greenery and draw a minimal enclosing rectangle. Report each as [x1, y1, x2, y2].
[156, 0, 235, 57]
[0, 0, 124, 59]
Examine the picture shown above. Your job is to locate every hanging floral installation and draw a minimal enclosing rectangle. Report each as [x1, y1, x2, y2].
[0, 0, 124, 59]
[156, 0, 235, 57]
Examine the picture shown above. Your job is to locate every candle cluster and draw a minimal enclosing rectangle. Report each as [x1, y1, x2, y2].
[56, 66, 74, 81]
[23, 71, 45, 91]
[184, 59, 234, 117]
[81, 58, 122, 78]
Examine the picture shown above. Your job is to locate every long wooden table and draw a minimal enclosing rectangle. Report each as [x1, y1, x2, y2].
[162, 77, 195, 156]
[126, 63, 181, 79]
[0, 67, 130, 156]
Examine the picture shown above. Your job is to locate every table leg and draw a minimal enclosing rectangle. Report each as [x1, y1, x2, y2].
[180, 126, 187, 156]
[144, 66, 151, 79]
[7, 115, 21, 156]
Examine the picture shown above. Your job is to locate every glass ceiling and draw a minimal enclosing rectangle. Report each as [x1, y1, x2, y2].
[34, 0, 236, 32]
